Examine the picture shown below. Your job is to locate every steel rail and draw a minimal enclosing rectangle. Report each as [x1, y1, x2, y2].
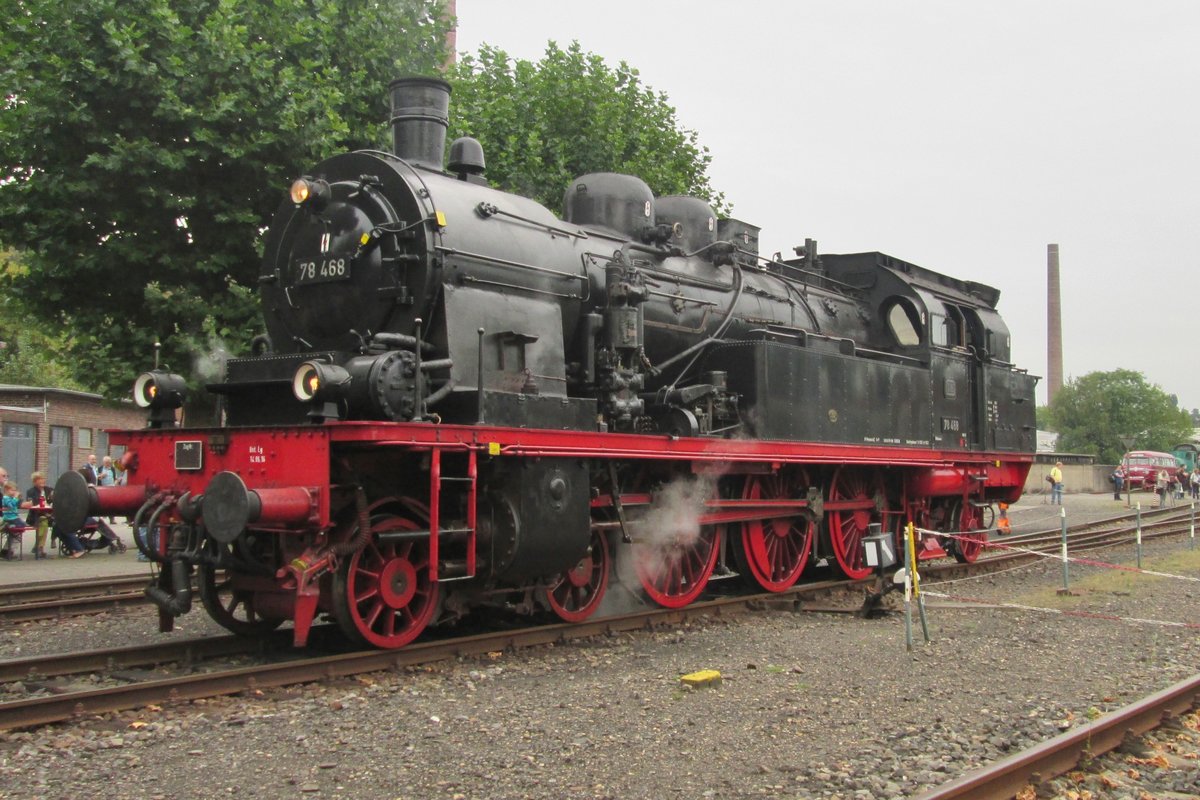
[0, 632, 295, 684]
[0, 573, 222, 623]
[914, 672, 1200, 800]
[0, 592, 147, 623]
[0, 574, 150, 605]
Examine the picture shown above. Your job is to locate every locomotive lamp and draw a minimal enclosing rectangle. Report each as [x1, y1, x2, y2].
[292, 360, 350, 421]
[133, 370, 187, 428]
[858, 523, 899, 618]
[861, 523, 897, 571]
[289, 177, 330, 210]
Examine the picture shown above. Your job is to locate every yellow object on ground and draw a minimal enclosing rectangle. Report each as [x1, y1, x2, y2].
[680, 670, 722, 688]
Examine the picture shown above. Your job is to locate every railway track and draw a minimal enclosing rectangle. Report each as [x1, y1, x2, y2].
[0, 574, 152, 623]
[0, 505, 1188, 625]
[0, 504, 1193, 731]
[915, 672, 1200, 800]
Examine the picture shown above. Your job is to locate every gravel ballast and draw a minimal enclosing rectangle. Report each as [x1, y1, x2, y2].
[0, 494, 1196, 800]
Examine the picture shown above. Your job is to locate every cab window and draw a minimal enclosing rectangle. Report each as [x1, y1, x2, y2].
[885, 300, 923, 346]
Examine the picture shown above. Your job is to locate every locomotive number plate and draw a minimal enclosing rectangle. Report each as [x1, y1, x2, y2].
[294, 255, 352, 285]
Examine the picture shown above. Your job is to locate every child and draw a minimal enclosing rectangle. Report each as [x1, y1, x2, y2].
[2, 482, 29, 560]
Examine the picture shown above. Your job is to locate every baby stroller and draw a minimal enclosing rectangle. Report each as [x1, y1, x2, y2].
[55, 518, 127, 556]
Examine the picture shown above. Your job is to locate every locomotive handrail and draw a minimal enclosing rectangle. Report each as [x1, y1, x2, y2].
[644, 289, 718, 307]
[435, 245, 588, 283]
[459, 275, 580, 300]
[473, 201, 590, 240]
[637, 263, 735, 292]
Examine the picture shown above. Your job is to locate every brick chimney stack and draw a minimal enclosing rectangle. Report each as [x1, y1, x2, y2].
[444, 0, 457, 68]
[1047, 243, 1063, 404]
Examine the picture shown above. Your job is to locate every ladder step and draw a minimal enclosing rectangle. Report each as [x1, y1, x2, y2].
[437, 558, 482, 581]
[377, 527, 474, 544]
[439, 476, 475, 482]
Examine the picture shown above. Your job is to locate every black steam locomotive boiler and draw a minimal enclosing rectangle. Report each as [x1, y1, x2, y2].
[56, 77, 1037, 649]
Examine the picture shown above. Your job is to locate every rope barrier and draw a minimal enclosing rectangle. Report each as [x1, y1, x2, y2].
[915, 525, 1200, 584]
[923, 589, 1200, 630]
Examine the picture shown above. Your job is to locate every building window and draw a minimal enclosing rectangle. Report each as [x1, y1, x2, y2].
[77, 428, 93, 449]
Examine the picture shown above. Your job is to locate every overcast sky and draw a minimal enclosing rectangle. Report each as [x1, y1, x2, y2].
[456, 1, 1200, 411]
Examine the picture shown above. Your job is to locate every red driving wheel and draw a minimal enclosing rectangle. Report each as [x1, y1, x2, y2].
[827, 468, 882, 580]
[332, 512, 438, 649]
[950, 501, 986, 564]
[736, 472, 813, 592]
[542, 529, 611, 622]
[633, 524, 721, 609]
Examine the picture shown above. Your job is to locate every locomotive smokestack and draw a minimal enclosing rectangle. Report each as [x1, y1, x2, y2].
[389, 77, 451, 171]
[1047, 243, 1063, 404]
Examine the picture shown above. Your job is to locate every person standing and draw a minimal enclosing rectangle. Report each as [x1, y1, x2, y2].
[1111, 466, 1124, 501]
[24, 472, 52, 560]
[1155, 468, 1170, 508]
[80, 454, 99, 485]
[1190, 467, 1200, 501]
[97, 456, 115, 487]
[1049, 461, 1064, 505]
[98, 456, 118, 524]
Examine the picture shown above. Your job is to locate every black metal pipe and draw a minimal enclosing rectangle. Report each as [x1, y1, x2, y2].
[476, 328, 486, 424]
[372, 332, 434, 353]
[413, 317, 424, 419]
[144, 558, 193, 616]
[132, 493, 166, 564]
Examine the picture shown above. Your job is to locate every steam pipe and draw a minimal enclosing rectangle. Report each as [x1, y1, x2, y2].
[145, 558, 192, 616]
[332, 486, 373, 557]
[372, 332, 434, 353]
[132, 493, 166, 564]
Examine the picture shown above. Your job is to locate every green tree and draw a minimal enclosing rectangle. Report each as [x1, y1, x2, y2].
[0, 0, 450, 398]
[0, 249, 86, 390]
[1047, 369, 1193, 463]
[448, 42, 727, 214]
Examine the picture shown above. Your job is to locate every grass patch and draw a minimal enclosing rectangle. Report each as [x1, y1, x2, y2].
[1014, 548, 1200, 610]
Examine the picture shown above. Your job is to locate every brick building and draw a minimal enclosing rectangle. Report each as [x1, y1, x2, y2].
[0, 385, 145, 492]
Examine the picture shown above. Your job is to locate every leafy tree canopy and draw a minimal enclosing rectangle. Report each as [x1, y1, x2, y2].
[1047, 369, 1194, 463]
[0, 0, 450, 398]
[0, 250, 86, 390]
[447, 42, 727, 215]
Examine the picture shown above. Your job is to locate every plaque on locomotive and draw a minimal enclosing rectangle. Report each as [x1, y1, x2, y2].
[174, 440, 203, 471]
[293, 255, 352, 285]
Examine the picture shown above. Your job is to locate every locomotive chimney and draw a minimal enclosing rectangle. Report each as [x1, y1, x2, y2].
[389, 77, 451, 171]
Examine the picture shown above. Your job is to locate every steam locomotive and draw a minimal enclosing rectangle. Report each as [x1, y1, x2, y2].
[56, 77, 1037, 649]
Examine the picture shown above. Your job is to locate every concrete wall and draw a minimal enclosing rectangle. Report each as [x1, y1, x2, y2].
[1022, 462, 1126, 496]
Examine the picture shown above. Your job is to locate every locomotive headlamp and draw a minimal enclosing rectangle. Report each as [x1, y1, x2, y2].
[133, 370, 187, 429]
[289, 177, 331, 210]
[133, 370, 187, 410]
[293, 360, 351, 421]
